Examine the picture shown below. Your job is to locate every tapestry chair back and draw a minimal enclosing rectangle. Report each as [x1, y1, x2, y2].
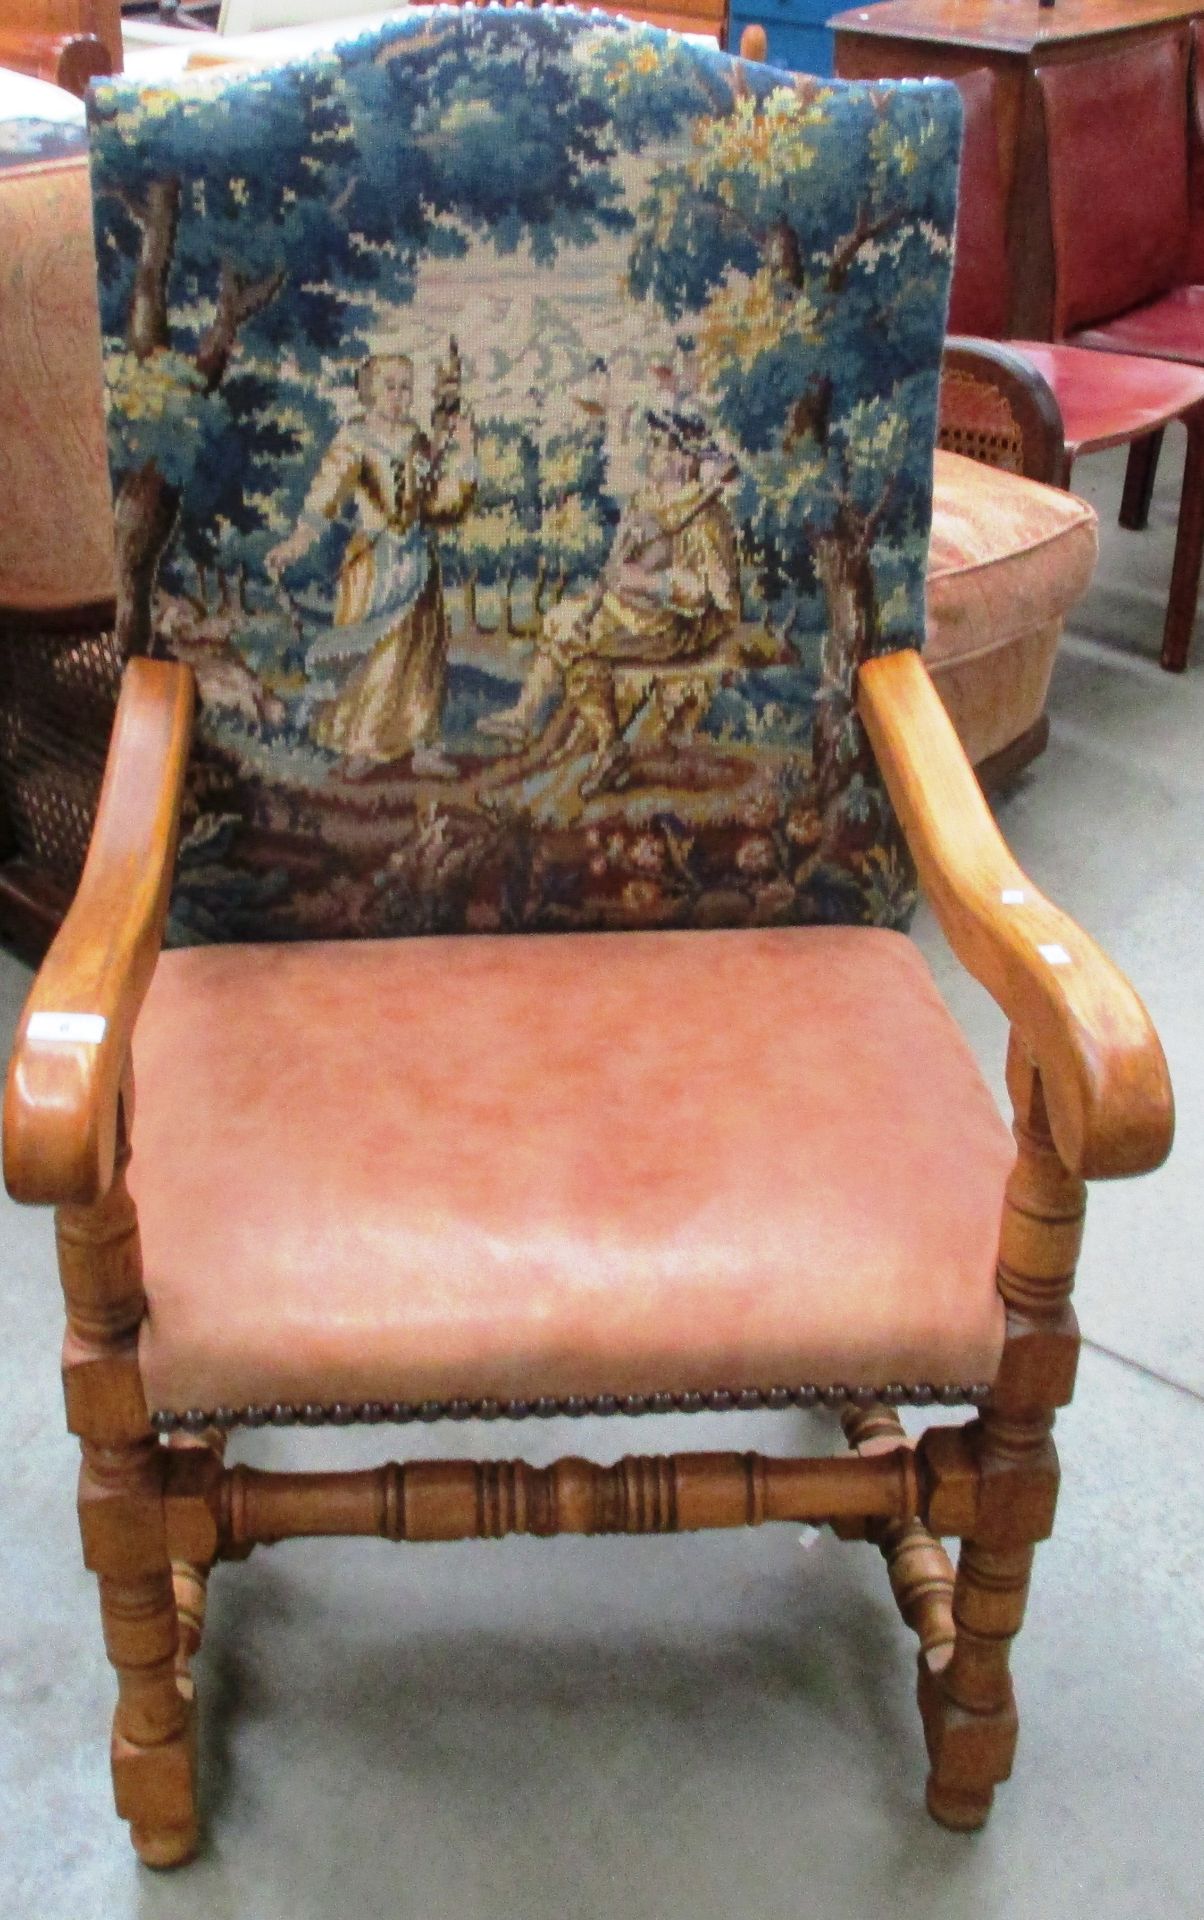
[86, 7, 959, 944]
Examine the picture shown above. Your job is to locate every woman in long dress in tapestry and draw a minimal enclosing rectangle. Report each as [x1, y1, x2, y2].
[267, 346, 477, 780]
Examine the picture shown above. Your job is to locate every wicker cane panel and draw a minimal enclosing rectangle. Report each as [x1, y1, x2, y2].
[0, 616, 123, 888]
[937, 369, 1026, 476]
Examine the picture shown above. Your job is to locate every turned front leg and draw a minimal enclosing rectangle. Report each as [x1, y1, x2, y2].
[922, 1040, 1083, 1830]
[59, 1135, 199, 1869]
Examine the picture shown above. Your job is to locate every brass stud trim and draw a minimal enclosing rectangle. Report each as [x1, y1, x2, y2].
[152, 1382, 993, 1434]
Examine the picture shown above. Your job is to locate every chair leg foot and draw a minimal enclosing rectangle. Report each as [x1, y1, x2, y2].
[96, 1557, 202, 1866]
[112, 1694, 201, 1868]
[914, 1539, 1030, 1832]
[130, 1819, 200, 1871]
[925, 1775, 994, 1832]
[917, 1652, 1016, 1831]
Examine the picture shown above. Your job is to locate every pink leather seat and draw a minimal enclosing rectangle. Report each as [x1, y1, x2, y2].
[129, 927, 1012, 1418]
[1072, 287, 1204, 365]
[1012, 338, 1204, 452]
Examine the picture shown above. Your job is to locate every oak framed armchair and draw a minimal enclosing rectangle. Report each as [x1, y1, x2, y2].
[2, 9, 1172, 1867]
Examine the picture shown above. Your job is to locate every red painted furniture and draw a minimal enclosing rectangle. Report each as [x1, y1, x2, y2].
[1034, 35, 1204, 668]
[1188, 18, 1204, 278]
[1042, 36, 1194, 354]
[948, 63, 1204, 672]
[830, 0, 1204, 341]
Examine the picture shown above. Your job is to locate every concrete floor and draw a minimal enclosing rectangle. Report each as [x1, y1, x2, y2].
[2, 442, 1202, 1917]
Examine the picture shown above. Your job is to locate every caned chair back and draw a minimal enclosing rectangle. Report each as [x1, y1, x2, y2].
[87, 5, 959, 942]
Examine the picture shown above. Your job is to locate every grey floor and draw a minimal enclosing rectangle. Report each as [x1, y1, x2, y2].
[3, 442, 1203, 1918]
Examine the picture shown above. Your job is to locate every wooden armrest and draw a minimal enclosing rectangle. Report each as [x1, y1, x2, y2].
[859, 650, 1173, 1180]
[3, 659, 194, 1207]
[940, 336, 1068, 488]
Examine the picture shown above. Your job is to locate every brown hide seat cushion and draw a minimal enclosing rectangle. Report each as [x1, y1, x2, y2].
[926, 451, 1099, 769]
[130, 927, 1012, 1417]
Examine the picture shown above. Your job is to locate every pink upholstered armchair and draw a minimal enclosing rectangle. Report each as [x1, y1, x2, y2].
[2, 12, 1172, 1867]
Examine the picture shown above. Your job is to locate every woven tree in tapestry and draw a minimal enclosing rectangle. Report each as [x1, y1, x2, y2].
[88, 8, 957, 942]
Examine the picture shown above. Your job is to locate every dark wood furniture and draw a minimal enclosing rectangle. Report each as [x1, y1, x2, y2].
[1034, 37, 1204, 666]
[942, 63, 1204, 672]
[830, 0, 1204, 338]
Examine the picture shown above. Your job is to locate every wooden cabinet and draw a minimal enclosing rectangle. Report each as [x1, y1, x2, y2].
[830, 0, 1202, 338]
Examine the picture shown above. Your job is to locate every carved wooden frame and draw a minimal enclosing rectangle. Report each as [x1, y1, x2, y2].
[3, 654, 1173, 1864]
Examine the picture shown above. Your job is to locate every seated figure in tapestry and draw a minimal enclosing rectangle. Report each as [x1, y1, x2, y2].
[266, 345, 477, 782]
[480, 409, 742, 800]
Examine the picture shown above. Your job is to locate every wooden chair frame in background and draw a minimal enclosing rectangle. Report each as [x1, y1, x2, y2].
[2, 648, 1172, 1864]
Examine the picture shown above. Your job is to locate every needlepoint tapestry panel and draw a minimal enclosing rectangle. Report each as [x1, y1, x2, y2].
[86, 7, 960, 943]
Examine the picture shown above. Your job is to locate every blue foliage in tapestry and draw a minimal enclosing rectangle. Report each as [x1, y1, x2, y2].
[87, 6, 959, 941]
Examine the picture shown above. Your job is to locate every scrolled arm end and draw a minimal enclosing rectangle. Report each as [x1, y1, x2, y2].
[3, 658, 194, 1208]
[859, 649, 1173, 1181]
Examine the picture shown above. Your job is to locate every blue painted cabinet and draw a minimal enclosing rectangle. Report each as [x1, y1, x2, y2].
[731, 0, 836, 76]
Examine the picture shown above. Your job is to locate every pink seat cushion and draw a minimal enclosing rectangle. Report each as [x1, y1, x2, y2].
[927, 450, 1098, 669]
[130, 928, 1011, 1416]
[1072, 287, 1204, 367]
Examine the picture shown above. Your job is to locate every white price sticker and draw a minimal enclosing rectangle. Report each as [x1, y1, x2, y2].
[27, 1012, 107, 1044]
